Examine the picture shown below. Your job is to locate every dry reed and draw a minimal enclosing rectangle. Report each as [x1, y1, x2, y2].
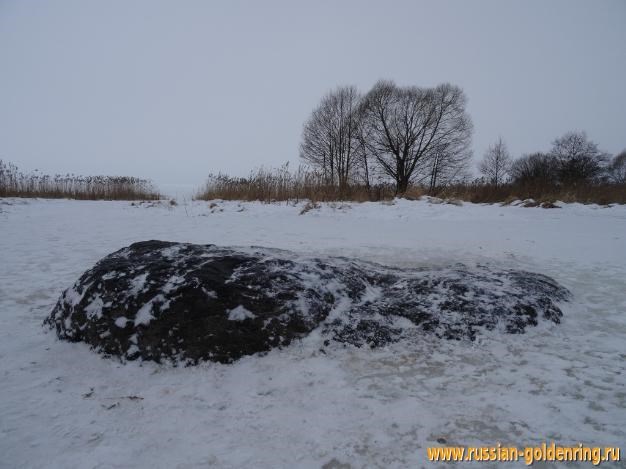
[0, 160, 161, 200]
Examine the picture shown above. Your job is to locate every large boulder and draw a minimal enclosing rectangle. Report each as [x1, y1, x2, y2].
[45, 241, 570, 364]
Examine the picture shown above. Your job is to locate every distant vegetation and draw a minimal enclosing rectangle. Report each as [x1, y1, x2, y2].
[3, 78, 624, 205]
[198, 80, 626, 205]
[195, 164, 410, 203]
[299, 81, 472, 195]
[0, 160, 160, 200]
[436, 180, 626, 205]
[468, 132, 626, 204]
[195, 163, 625, 205]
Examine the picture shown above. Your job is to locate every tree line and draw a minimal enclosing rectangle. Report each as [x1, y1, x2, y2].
[300, 81, 625, 196]
[478, 131, 626, 188]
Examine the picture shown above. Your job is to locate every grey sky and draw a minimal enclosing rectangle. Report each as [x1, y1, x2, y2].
[1, 0, 625, 189]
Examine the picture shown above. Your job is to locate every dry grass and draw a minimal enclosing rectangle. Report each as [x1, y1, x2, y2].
[194, 165, 398, 203]
[0, 160, 161, 200]
[439, 182, 626, 205]
[195, 165, 625, 205]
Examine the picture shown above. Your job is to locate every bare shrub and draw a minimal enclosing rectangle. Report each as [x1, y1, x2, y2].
[550, 131, 609, 185]
[510, 152, 558, 189]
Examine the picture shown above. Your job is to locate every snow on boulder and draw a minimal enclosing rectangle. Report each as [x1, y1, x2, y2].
[45, 240, 570, 364]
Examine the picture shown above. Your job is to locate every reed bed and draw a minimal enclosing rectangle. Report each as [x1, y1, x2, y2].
[438, 181, 626, 205]
[0, 160, 160, 200]
[195, 165, 404, 203]
[195, 164, 625, 205]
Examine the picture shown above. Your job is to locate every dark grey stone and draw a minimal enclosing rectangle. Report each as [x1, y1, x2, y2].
[45, 240, 570, 364]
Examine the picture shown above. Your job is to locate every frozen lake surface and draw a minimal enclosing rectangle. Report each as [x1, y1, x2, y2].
[1, 198, 625, 468]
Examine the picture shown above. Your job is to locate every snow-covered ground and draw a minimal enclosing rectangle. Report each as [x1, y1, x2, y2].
[1, 198, 625, 468]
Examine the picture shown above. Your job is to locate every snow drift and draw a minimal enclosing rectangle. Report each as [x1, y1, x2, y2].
[45, 240, 570, 364]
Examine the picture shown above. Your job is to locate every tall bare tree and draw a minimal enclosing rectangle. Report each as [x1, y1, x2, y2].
[425, 142, 472, 193]
[479, 137, 512, 186]
[300, 86, 361, 191]
[358, 80, 472, 194]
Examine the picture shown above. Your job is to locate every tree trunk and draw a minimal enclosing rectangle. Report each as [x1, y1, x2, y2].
[397, 177, 409, 195]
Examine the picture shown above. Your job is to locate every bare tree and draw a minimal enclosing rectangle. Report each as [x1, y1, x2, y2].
[358, 80, 472, 194]
[353, 111, 374, 191]
[422, 142, 472, 193]
[550, 131, 609, 185]
[609, 150, 626, 184]
[300, 86, 361, 191]
[478, 137, 512, 186]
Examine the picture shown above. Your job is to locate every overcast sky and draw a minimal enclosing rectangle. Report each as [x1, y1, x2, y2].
[1, 0, 625, 190]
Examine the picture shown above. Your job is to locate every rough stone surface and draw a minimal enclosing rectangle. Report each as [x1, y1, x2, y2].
[45, 240, 570, 364]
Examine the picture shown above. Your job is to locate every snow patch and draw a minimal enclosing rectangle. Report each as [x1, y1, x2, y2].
[1, 198, 625, 468]
[84, 296, 104, 319]
[134, 294, 169, 326]
[227, 305, 256, 321]
[114, 317, 128, 328]
[128, 272, 149, 297]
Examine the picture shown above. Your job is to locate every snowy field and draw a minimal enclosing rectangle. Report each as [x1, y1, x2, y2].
[1, 197, 625, 468]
